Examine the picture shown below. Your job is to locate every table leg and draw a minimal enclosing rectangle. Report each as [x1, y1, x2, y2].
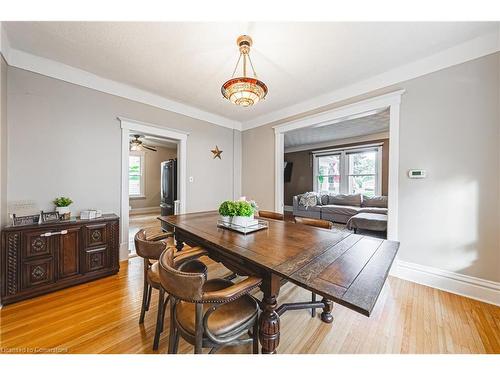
[320, 297, 333, 323]
[175, 234, 184, 252]
[259, 295, 280, 354]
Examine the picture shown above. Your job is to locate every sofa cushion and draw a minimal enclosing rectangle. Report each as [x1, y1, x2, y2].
[362, 195, 388, 208]
[328, 194, 362, 207]
[321, 204, 361, 217]
[359, 207, 388, 215]
[296, 204, 322, 213]
[347, 213, 388, 232]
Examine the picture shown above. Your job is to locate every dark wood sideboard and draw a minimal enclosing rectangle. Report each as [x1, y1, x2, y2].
[1, 214, 120, 306]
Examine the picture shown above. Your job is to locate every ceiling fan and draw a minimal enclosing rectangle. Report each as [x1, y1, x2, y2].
[129, 134, 157, 152]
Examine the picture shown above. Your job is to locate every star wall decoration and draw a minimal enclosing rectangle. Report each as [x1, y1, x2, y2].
[211, 145, 223, 159]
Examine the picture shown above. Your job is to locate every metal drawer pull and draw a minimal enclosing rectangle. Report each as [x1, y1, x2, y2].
[40, 230, 68, 237]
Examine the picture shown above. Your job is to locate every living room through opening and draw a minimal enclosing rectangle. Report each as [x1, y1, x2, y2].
[283, 108, 390, 239]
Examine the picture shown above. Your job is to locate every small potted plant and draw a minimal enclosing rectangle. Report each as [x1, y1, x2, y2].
[218, 200, 236, 224]
[231, 201, 256, 227]
[53, 197, 73, 220]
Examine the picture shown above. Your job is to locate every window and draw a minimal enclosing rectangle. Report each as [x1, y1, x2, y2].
[129, 151, 145, 197]
[347, 150, 377, 197]
[317, 154, 341, 194]
[314, 145, 381, 196]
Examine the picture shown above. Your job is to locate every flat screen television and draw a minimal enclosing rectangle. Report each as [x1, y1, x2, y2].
[284, 161, 293, 183]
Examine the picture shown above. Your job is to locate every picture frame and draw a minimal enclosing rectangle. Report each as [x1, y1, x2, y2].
[41, 211, 60, 223]
[12, 214, 40, 226]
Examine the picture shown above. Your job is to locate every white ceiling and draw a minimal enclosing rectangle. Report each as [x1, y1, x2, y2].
[284, 109, 389, 149]
[4, 22, 499, 128]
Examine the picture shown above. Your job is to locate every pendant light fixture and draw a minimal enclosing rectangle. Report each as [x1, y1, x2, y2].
[221, 35, 268, 107]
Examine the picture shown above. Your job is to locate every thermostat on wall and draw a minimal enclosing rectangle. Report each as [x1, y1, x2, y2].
[408, 169, 426, 179]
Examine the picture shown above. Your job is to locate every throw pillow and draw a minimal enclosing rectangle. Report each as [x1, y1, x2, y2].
[299, 192, 318, 208]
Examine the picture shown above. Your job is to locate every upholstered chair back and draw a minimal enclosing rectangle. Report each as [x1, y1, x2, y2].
[258, 210, 284, 221]
[134, 229, 168, 260]
[159, 247, 207, 302]
[294, 217, 333, 229]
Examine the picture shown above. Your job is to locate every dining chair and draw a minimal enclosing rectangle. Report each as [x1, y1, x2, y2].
[294, 216, 333, 229]
[294, 216, 333, 318]
[158, 247, 262, 354]
[134, 229, 208, 350]
[258, 210, 284, 221]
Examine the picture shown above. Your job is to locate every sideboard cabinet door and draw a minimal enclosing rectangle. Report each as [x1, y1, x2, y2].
[23, 257, 55, 289]
[83, 247, 108, 272]
[58, 227, 80, 279]
[23, 229, 54, 259]
[83, 223, 108, 248]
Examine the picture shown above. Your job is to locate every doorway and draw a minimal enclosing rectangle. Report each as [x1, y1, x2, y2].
[273, 90, 404, 241]
[119, 117, 188, 260]
[128, 133, 178, 253]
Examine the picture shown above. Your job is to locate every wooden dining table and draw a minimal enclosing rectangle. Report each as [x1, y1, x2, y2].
[158, 211, 399, 354]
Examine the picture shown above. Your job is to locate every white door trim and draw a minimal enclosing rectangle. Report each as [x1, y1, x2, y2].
[119, 117, 188, 260]
[273, 89, 404, 241]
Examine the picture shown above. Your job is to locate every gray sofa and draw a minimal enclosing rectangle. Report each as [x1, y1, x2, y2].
[293, 193, 388, 224]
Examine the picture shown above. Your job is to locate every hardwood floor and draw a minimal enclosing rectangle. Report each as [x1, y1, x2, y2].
[1, 253, 498, 353]
[129, 212, 162, 253]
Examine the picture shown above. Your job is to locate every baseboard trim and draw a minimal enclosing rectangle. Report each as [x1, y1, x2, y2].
[390, 260, 500, 306]
[129, 206, 161, 215]
[119, 242, 129, 261]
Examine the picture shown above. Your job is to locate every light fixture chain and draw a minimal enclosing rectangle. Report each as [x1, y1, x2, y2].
[243, 53, 247, 77]
[247, 54, 258, 78]
[231, 53, 242, 78]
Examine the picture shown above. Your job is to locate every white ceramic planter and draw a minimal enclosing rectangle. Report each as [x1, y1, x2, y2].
[220, 215, 231, 224]
[231, 214, 257, 228]
[56, 206, 71, 220]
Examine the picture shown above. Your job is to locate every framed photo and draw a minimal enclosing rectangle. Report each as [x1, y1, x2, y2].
[41, 211, 60, 223]
[12, 214, 40, 226]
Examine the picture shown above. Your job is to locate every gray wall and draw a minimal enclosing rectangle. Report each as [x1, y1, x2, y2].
[0, 56, 6, 228]
[242, 123, 275, 210]
[129, 145, 177, 210]
[284, 151, 313, 206]
[242, 52, 500, 282]
[7, 66, 241, 218]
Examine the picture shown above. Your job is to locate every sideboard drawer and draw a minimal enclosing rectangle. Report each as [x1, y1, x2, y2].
[22, 258, 55, 289]
[83, 247, 108, 272]
[83, 223, 108, 248]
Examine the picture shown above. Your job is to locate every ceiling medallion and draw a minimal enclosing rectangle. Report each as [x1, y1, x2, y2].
[221, 35, 268, 107]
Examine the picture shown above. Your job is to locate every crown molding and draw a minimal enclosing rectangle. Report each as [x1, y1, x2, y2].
[242, 28, 500, 131]
[1, 28, 241, 131]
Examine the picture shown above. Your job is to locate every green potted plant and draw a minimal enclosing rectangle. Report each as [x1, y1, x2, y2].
[53, 197, 73, 220]
[219, 200, 258, 227]
[218, 200, 236, 224]
[231, 200, 256, 227]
